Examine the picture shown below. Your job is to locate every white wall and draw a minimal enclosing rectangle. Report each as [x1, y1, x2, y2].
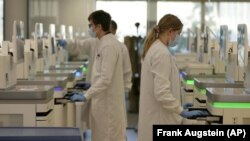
[59, 0, 95, 35]
[59, 0, 84, 33]
[29, 0, 95, 37]
[4, 0, 96, 39]
[4, 0, 28, 41]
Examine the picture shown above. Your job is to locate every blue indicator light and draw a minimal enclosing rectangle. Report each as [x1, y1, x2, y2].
[54, 87, 63, 91]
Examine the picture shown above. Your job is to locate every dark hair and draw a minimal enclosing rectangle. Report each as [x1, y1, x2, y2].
[88, 10, 111, 32]
[110, 20, 117, 30]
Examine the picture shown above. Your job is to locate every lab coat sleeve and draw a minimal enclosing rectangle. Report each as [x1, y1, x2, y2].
[151, 53, 183, 114]
[76, 38, 92, 56]
[122, 44, 132, 92]
[84, 45, 118, 99]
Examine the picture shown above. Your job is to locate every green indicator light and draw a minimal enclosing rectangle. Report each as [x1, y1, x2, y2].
[213, 102, 250, 108]
[185, 80, 194, 85]
[197, 88, 206, 95]
[82, 67, 87, 73]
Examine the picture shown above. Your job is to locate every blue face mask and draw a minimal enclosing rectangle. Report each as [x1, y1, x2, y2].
[88, 27, 96, 37]
[169, 34, 180, 47]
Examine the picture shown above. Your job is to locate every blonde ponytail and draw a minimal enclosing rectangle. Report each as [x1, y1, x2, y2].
[142, 27, 159, 59]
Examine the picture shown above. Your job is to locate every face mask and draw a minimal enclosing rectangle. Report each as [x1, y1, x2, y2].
[88, 27, 96, 37]
[168, 34, 180, 47]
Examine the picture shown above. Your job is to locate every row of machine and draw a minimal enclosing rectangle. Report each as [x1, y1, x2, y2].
[175, 24, 250, 124]
[0, 20, 90, 140]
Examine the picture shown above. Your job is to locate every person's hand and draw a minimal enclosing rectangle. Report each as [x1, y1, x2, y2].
[70, 93, 86, 102]
[57, 39, 67, 48]
[74, 82, 91, 90]
[180, 110, 208, 119]
[183, 102, 193, 109]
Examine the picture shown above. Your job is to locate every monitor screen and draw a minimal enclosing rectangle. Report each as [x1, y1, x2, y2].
[219, 26, 228, 61]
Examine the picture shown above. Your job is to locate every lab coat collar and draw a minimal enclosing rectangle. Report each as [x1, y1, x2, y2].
[156, 39, 171, 55]
[100, 33, 113, 42]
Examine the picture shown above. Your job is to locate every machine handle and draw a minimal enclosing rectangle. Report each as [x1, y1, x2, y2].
[55, 98, 71, 104]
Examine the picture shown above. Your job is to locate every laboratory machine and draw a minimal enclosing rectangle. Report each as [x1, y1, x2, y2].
[184, 24, 250, 125]
[0, 21, 54, 127]
[193, 25, 246, 108]
[181, 26, 226, 105]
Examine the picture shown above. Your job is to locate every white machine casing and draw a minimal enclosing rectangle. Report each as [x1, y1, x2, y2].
[0, 98, 54, 127]
[57, 46, 68, 64]
[16, 61, 24, 79]
[184, 63, 213, 75]
[175, 53, 197, 70]
[0, 41, 17, 89]
[44, 38, 56, 67]
[33, 38, 45, 73]
[24, 39, 36, 78]
[206, 99, 250, 124]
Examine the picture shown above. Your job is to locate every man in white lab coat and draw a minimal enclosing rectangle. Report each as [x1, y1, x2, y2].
[73, 20, 132, 140]
[110, 20, 132, 137]
[81, 10, 126, 141]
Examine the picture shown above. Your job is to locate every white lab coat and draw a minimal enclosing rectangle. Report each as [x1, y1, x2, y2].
[120, 43, 132, 92]
[120, 42, 132, 128]
[138, 39, 183, 141]
[77, 36, 132, 132]
[85, 33, 126, 141]
[76, 38, 100, 83]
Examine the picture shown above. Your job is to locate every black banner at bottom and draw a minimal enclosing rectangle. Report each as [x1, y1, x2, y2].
[153, 125, 250, 140]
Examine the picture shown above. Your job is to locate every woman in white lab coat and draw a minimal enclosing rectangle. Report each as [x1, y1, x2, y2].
[84, 10, 126, 141]
[138, 14, 204, 141]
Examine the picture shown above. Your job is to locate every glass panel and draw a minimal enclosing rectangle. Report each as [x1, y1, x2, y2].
[0, 0, 3, 42]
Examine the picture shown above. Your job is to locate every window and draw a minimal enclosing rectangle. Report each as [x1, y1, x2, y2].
[96, 1, 147, 42]
[157, 2, 201, 53]
[157, 2, 201, 31]
[217, 2, 250, 42]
